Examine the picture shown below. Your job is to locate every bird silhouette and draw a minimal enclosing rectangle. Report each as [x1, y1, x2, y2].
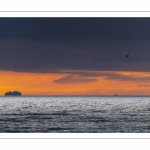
[94, 42, 98, 45]
[125, 54, 129, 57]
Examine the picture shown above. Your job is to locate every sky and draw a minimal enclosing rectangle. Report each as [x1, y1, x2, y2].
[1, 17, 150, 96]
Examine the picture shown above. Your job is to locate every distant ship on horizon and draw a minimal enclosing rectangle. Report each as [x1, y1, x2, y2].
[5, 91, 22, 96]
[113, 94, 118, 96]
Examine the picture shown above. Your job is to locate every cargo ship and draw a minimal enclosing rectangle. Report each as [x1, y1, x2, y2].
[5, 91, 21, 96]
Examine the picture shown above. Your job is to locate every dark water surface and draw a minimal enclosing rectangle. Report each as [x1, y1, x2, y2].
[0, 96, 150, 133]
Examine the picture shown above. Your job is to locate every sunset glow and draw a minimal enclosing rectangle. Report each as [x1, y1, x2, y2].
[0, 70, 150, 96]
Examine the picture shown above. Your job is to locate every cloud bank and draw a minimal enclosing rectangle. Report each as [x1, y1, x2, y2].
[53, 75, 98, 84]
[53, 71, 150, 84]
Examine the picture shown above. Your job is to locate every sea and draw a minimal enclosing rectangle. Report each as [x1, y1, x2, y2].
[0, 96, 150, 133]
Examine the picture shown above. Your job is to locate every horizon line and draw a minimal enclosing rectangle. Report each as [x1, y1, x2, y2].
[1, 95, 150, 97]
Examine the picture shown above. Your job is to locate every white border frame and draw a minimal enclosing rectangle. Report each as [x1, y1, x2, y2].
[0, 11, 150, 139]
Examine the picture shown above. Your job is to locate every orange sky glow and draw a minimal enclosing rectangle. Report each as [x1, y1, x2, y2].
[1, 70, 150, 96]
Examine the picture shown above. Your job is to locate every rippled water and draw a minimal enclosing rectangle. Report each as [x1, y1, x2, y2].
[0, 96, 150, 132]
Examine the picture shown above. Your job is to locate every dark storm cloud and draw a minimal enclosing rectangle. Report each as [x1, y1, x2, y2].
[1, 18, 150, 41]
[53, 75, 98, 84]
[1, 18, 150, 73]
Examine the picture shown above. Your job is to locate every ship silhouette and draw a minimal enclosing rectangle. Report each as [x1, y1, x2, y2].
[5, 91, 21, 96]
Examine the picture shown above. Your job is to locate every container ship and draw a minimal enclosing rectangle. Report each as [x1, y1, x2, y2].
[5, 91, 21, 96]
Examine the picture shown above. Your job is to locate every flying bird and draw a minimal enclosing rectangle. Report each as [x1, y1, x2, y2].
[125, 54, 129, 57]
[94, 42, 98, 45]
